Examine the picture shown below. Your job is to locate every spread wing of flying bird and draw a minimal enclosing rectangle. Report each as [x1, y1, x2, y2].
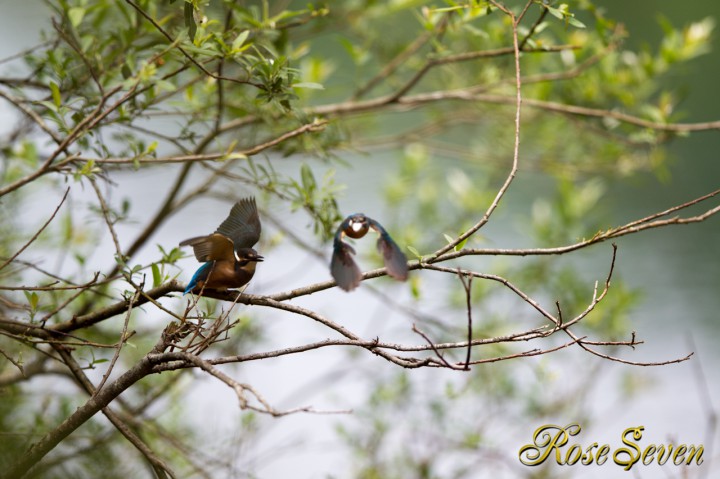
[215, 197, 261, 250]
[179, 233, 236, 262]
[330, 213, 408, 292]
[180, 197, 261, 262]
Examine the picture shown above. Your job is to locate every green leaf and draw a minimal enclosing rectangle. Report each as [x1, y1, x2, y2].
[62, 211, 73, 243]
[407, 245, 423, 260]
[300, 163, 316, 192]
[158, 245, 184, 264]
[68, 7, 85, 28]
[155, 80, 176, 92]
[222, 152, 248, 161]
[292, 82, 324, 90]
[121, 64, 132, 79]
[74, 160, 100, 180]
[37, 100, 58, 114]
[454, 237, 468, 252]
[546, 6, 564, 20]
[431, 6, 465, 14]
[49, 81, 61, 108]
[24, 291, 39, 311]
[568, 17, 586, 29]
[443, 233, 467, 251]
[232, 30, 250, 51]
[409, 275, 421, 300]
[182, 45, 220, 57]
[151, 263, 162, 288]
[184, 2, 197, 42]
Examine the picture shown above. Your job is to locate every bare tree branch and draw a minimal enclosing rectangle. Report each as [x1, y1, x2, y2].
[431, 2, 525, 258]
[0, 188, 69, 272]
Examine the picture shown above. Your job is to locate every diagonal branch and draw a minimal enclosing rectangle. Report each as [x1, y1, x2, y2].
[55, 346, 175, 479]
[168, 352, 342, 416]
[429, 3, 525, 259]
[0, 188, 69, 272]
[124, 0, 264, 89]
[1, 355, 156, 479]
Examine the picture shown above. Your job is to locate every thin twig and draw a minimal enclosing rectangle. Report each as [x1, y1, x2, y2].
[464, 336, 583, 365]
[412, 323, 461, 370]
[458, 270, 474, 370]
[94, 283, 142, 394]
[0, 346, 25, 377]
[124, 0, 264, 89]
[352, 15, 449, 100]
[166, 352, 347, 416]
[518, 4, 548, 49]
[429, 3, 524, 259]
[55, 347, 175, 479]
[37, 273, 102, 327]
[89, 177, 123, 259]
[0, 89, 62, 143]
[387, 44, 575, 103]
[1, 355, 156, 479]
[0, 188, 70, 272]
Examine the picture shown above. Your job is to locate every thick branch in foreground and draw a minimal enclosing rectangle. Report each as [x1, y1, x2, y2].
[1, 357, 155, 479]
[55, 346, 175, 479]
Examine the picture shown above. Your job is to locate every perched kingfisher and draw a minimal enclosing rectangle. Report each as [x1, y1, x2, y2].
[330, 213, 408, 291]
[180, 197, 263, 295]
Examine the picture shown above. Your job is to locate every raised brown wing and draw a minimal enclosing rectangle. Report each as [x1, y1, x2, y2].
[179, 233, 235, 262]
[215, 197, 261, 250]
[330, 241, 362, 291]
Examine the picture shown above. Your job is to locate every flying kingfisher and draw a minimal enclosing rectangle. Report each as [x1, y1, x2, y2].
[331, 213, 408, 291]
[180, 197, 263, 295]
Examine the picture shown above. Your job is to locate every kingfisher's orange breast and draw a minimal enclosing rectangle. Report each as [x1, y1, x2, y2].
[197, 261, 256, 290]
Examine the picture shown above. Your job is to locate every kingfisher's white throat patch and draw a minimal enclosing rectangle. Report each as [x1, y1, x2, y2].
[350, 221, 364, 232]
